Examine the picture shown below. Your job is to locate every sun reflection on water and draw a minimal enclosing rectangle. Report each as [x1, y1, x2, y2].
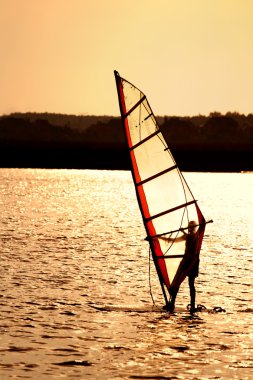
[0, 169, 252, 379]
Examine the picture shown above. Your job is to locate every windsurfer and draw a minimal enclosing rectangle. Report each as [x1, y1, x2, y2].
[160, 220, 200, 313]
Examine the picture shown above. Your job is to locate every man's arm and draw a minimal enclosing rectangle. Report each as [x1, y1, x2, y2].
[159, 234, 186, 243]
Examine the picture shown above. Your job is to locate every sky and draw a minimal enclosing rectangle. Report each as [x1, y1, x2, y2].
[1, 0, 253, 117]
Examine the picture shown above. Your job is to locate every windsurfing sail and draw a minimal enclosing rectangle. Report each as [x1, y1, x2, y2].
[114, 70, 209, 304]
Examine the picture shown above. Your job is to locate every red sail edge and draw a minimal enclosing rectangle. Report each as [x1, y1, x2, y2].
[114, 71, 170, 294]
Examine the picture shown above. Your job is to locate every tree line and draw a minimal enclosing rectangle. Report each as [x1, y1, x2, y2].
[0, 111, 252, 148]
[0, 112, 252, 171]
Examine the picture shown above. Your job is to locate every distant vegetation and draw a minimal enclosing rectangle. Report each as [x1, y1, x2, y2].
[0, 112, 252, 171]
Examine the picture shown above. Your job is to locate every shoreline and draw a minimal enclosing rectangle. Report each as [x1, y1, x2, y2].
[0, 144, 252, 172]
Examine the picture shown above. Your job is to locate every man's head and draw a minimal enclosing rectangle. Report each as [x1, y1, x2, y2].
[188, 220, 197, 234]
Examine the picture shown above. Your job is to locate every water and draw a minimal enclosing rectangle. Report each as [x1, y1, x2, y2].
[0, 168, 252, 379]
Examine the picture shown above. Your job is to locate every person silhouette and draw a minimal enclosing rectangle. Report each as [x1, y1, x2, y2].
[160, 220, 200, 313]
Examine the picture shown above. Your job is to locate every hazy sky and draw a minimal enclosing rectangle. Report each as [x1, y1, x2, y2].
[1, 0, 252, 116]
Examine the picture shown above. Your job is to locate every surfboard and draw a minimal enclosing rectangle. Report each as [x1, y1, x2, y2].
[89, 304, 225, 314]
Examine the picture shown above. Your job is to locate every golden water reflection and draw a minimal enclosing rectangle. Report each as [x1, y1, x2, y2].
[0, 169, 252, 379]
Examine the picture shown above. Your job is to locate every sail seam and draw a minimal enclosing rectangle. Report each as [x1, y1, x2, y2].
[136, 165, 177, 186]
[123, 95, 146, 119]
[144, 200, 197, 222]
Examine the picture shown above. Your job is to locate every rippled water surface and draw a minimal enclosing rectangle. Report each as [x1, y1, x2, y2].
[0, 169, 252, 379]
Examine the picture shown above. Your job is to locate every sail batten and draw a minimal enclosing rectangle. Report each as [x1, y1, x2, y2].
[144, 200, 197, 222]
[144, 113, 153, 121]
[129, 128, 161, 151]
[124, 95, 146, 118]
[136, 165, 178, 186]
[114, 70, 207, 302]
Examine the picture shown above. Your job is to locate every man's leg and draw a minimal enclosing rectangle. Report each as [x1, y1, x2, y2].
[188, 276, 196, 312]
